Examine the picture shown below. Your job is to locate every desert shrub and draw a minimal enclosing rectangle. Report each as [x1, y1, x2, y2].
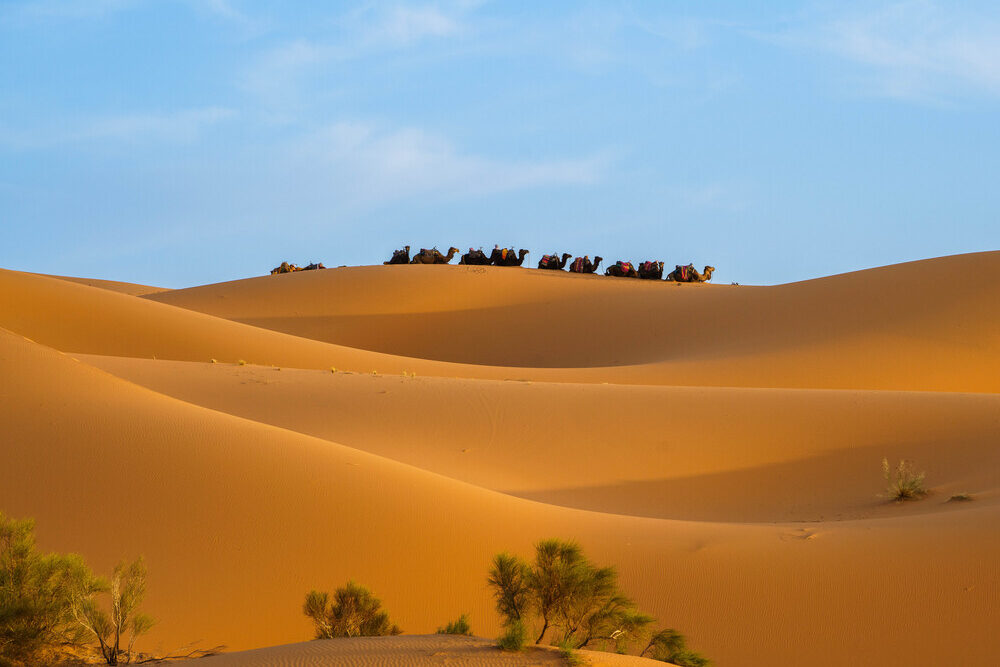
[487, 539, 654, 652]
[496, 619, 526, 652]
[436, 614, 472, 636]
[73, 557, 154, 665]
[641, 628, 710, 666]
[487, 553, 531, 625]
[0, 513, 102, 666]
[671, 649, 711, 667]
[882, 458, 927, 501]
[303, 581, 401, 638]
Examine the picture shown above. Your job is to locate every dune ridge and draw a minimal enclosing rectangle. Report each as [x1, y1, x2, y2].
[1, 252, 999, 666]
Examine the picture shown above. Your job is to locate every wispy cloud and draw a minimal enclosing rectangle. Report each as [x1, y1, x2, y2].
[774, 1, 1000, 101]
[283, 121, 607, 204]
[366, 5, 466, 45]
[0, 107, 235, 150]
[242, 3, 475, 111]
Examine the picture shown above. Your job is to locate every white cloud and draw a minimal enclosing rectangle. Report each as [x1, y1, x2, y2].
[0, 107, 235, 149]
[777, 1, 1000, 101]
[284, 121, 606, 204]
[242, 3, 474, 111]
[370, 5, 465, 45]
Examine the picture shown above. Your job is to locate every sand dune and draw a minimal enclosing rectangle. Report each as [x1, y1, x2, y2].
[144, 252, 1000, 392]
[38, 273, 169, 295]
[2, 252, 999, 666]
[195, 635, 663, 666]
[82, 355, 1000, 522]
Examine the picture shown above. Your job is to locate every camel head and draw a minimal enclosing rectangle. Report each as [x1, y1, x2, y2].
[404, 245, 410, 252]
[519, 249, 529, 258]
[561, 252, 572, 260]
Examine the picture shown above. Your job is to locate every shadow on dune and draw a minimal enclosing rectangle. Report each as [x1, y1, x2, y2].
[513, 440, 1000, 523]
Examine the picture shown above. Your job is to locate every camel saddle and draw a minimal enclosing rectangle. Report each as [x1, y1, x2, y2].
[540, 254, 556, 268]
[618, 261, 633, 273]
[570, 257, 584, 272]
[675, 264, 690, 281]
[640, 261, 655, 273]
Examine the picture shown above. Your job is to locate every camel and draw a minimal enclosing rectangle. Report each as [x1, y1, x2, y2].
[605, 261, 639, 278]
[303, 262, 326, 271]
[637, 261, 664, 280]
[568, 256, 602, 274]
[665, 264, 715, 283]
[459, 248, 491, 265]
[537, 252, 572, 270]
[384, 246, 410, 265]
[490, 247, 529, 267]
[410, 247, 460, 264]
[270, 261, 302, 275]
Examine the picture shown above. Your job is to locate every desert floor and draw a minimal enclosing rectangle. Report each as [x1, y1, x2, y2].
[2, 252, 998, 666]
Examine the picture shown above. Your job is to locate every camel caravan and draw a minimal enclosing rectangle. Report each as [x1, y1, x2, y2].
[270, 261, 326, 274]
[269, 246, 714, 283]
[383, 245, 714, 282]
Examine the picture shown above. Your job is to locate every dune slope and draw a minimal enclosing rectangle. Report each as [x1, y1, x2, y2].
[2, 252, 999, 666]
[82, 356, 1000, 522]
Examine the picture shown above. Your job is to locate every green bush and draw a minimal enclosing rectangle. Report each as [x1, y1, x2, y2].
[488, 539, 709, 663]
[0, 513, 101, 666]
[641, 628, 710, 666]
[436, 614, 472, 636]
[303, 581, 401, 638]
[496, 619, 526, 652]
[882, 458, 927, 501]
[488, 539, 652, 650]
[487, 553, 531, 625]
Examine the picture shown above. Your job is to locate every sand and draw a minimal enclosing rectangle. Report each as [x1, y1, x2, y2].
[194, 635, 664, 666]
[1, 252, 998, 666]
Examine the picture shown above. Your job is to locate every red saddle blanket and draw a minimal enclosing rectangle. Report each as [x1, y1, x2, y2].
[571, 257, 584, 272]
[618, 262, 633, 273]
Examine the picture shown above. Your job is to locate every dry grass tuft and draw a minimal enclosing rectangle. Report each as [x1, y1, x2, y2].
[882, 458, 927, 501]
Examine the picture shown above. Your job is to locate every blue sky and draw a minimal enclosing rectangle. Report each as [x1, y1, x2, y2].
[1, 0, 998, 287]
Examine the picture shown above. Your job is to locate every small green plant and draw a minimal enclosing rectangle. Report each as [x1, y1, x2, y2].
[948, 493, 973, 502]
[557, 638, 584, 665]
[436, 614, 472, 636]
[303, 581, 401, 638]
[237, 359, 247, 366]
[882, 458, 927, 501]
[496, 619, 526, 652]
[210, 358, 218, 364]
[641, 628, 710, 665]
[330, 367, 337, 373]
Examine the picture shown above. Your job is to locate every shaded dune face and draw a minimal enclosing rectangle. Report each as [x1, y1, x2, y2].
[1, 252, 999, 667]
